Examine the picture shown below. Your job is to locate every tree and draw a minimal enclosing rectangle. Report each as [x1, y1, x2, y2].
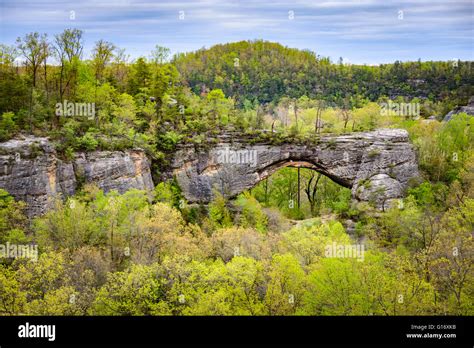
[91, 40, 116, 84]
[92, 263, 169, 315]
[127, 57, 150, 96]
[206, 88, 226, 124]
[264, 253, 306, 315]
[208, 191, 232, 229]
[0, 189, 27, 243]
[112, 93, 137, 127]
[304, 252, 434, 315]
[40, 37, 50, 105]
[303, 171, 322, 215]
[339, 102, 352, 130]
[35, 198, 105, 251]
[54, 28, 84, 100]
[0, 265, 27, 315]
[16, 32, 47, 88]
[315, 99, 324, 134]
[429, 199, 474, 314]
[150, 45, 170, 65]
[235, 192, 268, 233]
[16, 32, 48, 130]
[0, 44, 18, 70]
[109, 47, 129, 92]
[0, 112, 18, 141]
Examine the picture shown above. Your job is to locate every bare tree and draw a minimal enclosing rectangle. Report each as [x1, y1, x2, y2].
[304, 171, 322, 215]
[340, 97, 352, 131]
[41, 39, 50, 105]
[293, 99, 298, 130]
[340, 108, 351, 130]
[150, 45, 170, 65]
[315, 99, 324, 134]
[111, 48, 130, 93]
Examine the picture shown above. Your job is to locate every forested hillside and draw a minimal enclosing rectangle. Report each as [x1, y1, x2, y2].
[173, 40, 474, 106]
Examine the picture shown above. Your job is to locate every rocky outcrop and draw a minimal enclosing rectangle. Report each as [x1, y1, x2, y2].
[0, 137, 154, 217]
[171, 129, 421, 210]
[1, 129, 421, 215]
[443, 96, 474, 122]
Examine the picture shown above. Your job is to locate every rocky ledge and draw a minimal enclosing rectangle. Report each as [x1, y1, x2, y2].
[170, 128, 421, 210]
[0, 137, 154, 217]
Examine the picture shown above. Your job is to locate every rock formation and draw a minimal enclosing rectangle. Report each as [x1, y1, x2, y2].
[0, 137, 154, 217]
[0, 128, 421, 216]
[171, 129, 421, 210]
[443, 96, 474, 122]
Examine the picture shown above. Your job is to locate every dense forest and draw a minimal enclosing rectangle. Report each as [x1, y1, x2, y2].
[0, 31, 473, 315]
[173, 40, 474, 106]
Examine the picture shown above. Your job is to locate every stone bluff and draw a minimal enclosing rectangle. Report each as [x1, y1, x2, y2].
[0, 129, 420, 216]
[171, 129, 420, 210]
[0, 137, 154, 216]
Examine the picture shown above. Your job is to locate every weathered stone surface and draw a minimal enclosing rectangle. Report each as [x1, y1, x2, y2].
[443, 96, 474, 122]
[1, 129, 421, 215]
[171, 129, 421, 210]
[0, 136, 154, 217]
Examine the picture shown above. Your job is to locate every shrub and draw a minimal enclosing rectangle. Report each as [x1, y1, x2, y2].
[79, 132, 98, 151]
[0, 112, 17, 141]
[235, 192, 268, 233]
[208, 190, 232, 229]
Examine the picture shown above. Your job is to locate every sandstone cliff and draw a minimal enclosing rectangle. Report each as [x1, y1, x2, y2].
[0, 137, 154, 217]
[171, 129, 421, 210]
[1, 129, 421, 216]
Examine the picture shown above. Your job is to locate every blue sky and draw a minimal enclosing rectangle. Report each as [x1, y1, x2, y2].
[1, 0, 473, 64]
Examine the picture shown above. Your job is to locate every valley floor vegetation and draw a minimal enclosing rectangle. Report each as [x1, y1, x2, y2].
[0, 33, 473, 315]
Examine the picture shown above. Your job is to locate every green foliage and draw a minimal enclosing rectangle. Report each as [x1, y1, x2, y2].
[265, 253, 306, 315]
[174, 40, 474, 106]
[153, 181, 181, 208]
[128, 57, 151, 96]
[93, 263, 169, 315]
[0, 112, 17, 141]
[35, 198, 106, 250]
[410, 113, 474, 183]
[0, 189, 27, 244]
[79, 132, 98, 151]
[208, 191, 232, 229]
[157, 131, 182, 151]
[304, 251, 435, 315]
[408, 181, 448, 209]
[0, 184, 471, 315]
[1, 32, 473, 317]
[235, 192, 268, 233]
[329, 189, 352, 216]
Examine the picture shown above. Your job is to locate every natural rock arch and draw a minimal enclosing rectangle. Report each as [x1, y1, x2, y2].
[170, 129, 421, 210]
[0, 129, 421, 217]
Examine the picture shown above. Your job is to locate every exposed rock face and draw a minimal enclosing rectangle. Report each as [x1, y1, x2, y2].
[0, 137, 154, 217]
[171, 129, 421, 210]
[0, 129, 421, 215]
[443, 96, 474, 122]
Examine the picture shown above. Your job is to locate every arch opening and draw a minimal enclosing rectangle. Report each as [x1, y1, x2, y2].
[257, 159, 352, 189]
[247, 163, 352, 220]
